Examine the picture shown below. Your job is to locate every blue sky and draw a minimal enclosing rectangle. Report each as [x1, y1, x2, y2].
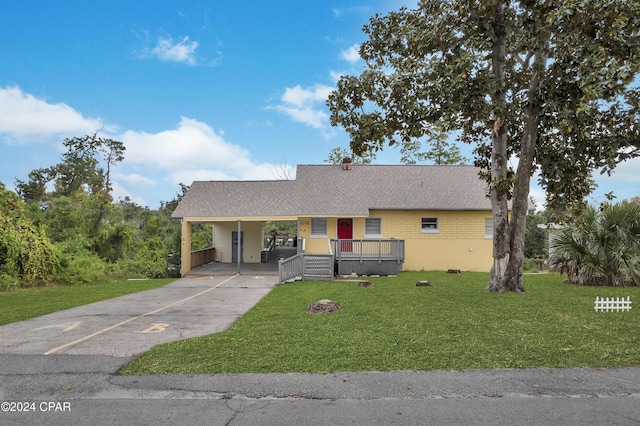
[1, 1, 638, 210]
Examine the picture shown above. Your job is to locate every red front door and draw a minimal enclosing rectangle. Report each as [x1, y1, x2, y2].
[337, 218, 353, 252]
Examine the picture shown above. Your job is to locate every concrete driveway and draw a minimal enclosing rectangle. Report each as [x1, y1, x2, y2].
[0, 273, 277, 357]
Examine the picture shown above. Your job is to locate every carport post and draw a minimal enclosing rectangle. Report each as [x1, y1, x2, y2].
[237, 219, 241, 274]
[180, 219, 192, 276]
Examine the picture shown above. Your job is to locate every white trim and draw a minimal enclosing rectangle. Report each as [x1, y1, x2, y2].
[420, 229, 440, 234]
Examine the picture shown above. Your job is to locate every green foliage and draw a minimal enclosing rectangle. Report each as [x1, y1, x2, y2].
[0, 273, 19, 292]
[400, 126, 469, 165]
[325, 146, 376, 164]
[15, 133, 125, 204]
[8, 135, 190, 286]
[93, 221, 136, 262]
[191, 224, 213, 251]
[549, 202, 640, 286]
[54, 244, 108, 285]
[133, 236, 168, 278]
[328, 1, 640, 206]
[264, 221, 297, 237]
[524, 211, 548, 259]
[0, 186, 57, 287]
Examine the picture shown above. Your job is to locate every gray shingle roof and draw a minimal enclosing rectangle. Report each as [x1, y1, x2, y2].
[172, 164, 493, 219]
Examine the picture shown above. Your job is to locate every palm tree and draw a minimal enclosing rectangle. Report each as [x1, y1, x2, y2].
[549, 202, 640, 286]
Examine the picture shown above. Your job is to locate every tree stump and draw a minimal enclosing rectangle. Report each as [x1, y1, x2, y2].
[306, 299, 341, 314]
[358, 281, 373, 287]
[415, 280, 432, 287]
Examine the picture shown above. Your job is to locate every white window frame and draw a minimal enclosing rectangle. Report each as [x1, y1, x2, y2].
[364, 218, 382, 238]
[484, 217, 493, 239]
[310, 218, 328, 238]
[421, 217, 439, 234]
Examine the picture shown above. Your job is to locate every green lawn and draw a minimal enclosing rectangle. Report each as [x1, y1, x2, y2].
[0, 279, 175, 326]
[119, 272, 640, 375]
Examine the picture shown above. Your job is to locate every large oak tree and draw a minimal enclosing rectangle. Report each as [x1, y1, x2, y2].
[327, 0, 640, 293]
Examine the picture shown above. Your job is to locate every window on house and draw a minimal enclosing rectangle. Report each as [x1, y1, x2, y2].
[485, 217, 493, 238]
[421, 217, 438, 233]
[365, 218, 382, 238]
[310, 218, 327, 237]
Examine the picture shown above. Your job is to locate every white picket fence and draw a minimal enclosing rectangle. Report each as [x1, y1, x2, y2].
[594, 296, 632, 312]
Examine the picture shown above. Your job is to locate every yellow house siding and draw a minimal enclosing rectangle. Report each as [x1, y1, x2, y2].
[212, 221, 264, 263]
[299, 211, 493, 272]
[298, 217, 336, 254]
[370, 210, 493, 271]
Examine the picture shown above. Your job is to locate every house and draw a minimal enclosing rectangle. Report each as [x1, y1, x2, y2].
[172, 160, 496, 277]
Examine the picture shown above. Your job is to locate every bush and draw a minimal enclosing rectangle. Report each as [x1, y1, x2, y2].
[549, 202, 640, 286]
[523, 257, 545, 273]
[0, 273, 19, 292]
[0, 187, 58, 287]
[109, 237, 168, 279]
[108, 258, 148, 280]
[54, 245, 108, 285]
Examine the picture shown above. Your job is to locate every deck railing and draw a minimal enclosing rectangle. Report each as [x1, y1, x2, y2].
[331, 239, 405, 263]
[190, 247, 216, 269]
[278, 253, 334, 283]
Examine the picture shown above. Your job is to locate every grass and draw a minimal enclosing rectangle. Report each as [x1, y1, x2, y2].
[119, 272, 640, 375]
[0, 279, 175, 326]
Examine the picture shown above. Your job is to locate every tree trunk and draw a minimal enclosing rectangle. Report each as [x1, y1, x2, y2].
[486, 2, 513, 293]
[487, 43, 546, 293]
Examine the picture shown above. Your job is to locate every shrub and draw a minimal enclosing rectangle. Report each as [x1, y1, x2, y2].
[0, 187, 58, 287]
[0, 273, 19, 292]
[109, 237, 168, 279]
[54, 245, 108, 285]
[549, 202, 640, 286]
[523, 257, 545, 273]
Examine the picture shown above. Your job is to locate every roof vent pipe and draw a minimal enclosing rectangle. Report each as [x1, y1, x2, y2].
[342, 157, 352, 171]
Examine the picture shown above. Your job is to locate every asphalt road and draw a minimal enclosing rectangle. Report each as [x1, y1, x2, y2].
[1, 274, 639, 425]
[1, 354, 639, 426]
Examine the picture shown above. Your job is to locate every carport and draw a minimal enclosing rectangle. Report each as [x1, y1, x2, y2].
[172, 180, 302, 277]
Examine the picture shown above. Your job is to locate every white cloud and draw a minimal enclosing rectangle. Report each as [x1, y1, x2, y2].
[148, 36, 199, 65]
[340, 44, 361, 64]
[590, 157, 640, 202]
[110, 180, 148, 207]
[332, 6, 370, 18]
[170, 168, 237, 184]
[113, 172, 157, 186]
[281, 85, 333, 108]
[118, 117, 290, 187]
[329, 70, 346, 83]
[272, 105, 329, 129]
[528, 185, 546, 211]
[324, 36, 344, 44]
[120, 117, 251, 170]
[600, 157, 640, 184]
[0, 86, 102, 138]
[271, 84, 333, 129]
